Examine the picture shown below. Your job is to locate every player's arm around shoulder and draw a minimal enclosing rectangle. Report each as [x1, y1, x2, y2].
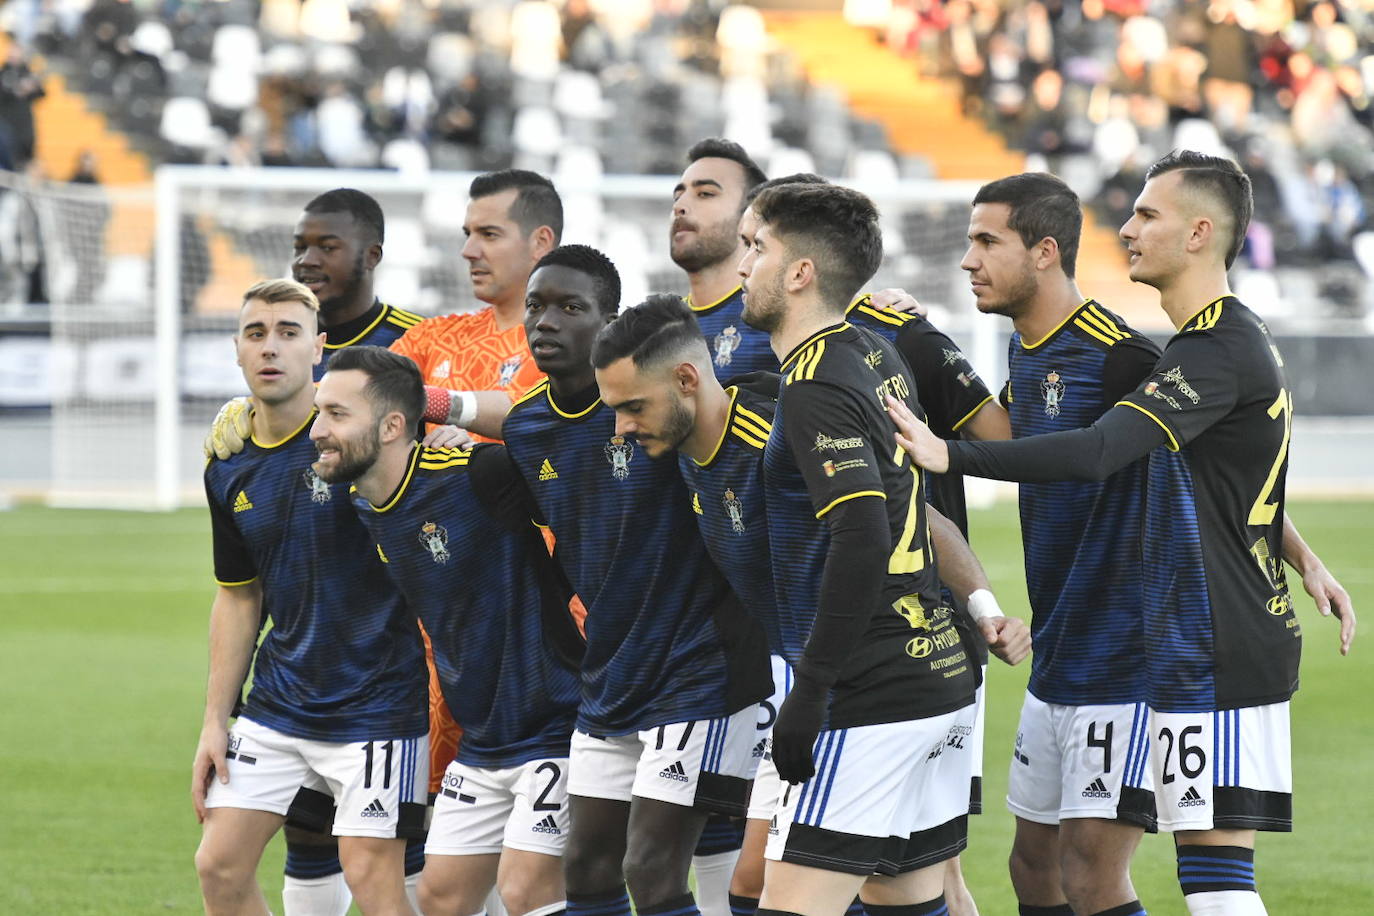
[1282, 512, 1356, 656]
[191, 580, 263, 822]
[203, 397, 254, 461]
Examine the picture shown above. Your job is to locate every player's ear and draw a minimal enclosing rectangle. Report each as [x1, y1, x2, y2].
[313, 330, 326, 365]
[786, 257, 814, 294]
[1033, 235, 1060, 272]
[365, 241, 383, 271]
[530, 225, 557, 259]
[675, 360, 700, 395]
[1186, 215, 1214, 256]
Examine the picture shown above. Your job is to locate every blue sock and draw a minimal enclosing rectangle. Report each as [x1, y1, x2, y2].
[845, 900, 865, 916]
[283, 840, 342, 879]
[403, 835, 426, 876]
[568, 887, 633, 916]
[865, 898, 949, 916]
[695, 814, 745, 856]
[728, 895, 759, 916]
[1019, 908, 1074, 916]
[1177, 845, 1256, 895]
[638, 892, 701, 916]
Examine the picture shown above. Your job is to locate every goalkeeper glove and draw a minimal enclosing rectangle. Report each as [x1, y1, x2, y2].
[770, 674, 829, 784]
[204, 397, 253, 461]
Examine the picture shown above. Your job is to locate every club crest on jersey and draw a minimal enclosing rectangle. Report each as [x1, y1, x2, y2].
[713, 326, 741, 367]
[498, 354, 523, 387]
[605, 435, 633, 480]
[1041, 371, 1065, 416]
[723, 488, 745, 533]
[302, 468, 332, 503]
[418, 521, 450, 564]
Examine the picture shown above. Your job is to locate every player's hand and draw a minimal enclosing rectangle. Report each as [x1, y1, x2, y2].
[980, 615, 1031, 666]
[203, 397, 253, 461]
[422, 424, 474, 450]
[871, 287, 927, 316]
[191, 723, 230, 823]
[1299, 561, 1356, 655]
[771, 676, 828, 784]
[885, 394, 949, 473]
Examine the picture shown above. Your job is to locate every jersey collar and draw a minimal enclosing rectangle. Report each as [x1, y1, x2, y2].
[1020, 299, 1096, 351]
[546, 381, 601, 419]
[249, 407, 317, 450]
[687, 285, 742, 315]
[779, 321, 851, 373]
[362, 442, 421, 513]
[325, 298, 387, 349]
[693, 386, 741, 468]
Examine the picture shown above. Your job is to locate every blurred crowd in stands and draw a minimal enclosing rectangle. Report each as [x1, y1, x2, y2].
[2, 0, 1374, 314]
[866, 0, 1374, 295]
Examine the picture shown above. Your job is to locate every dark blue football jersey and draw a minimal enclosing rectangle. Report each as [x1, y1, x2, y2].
[763, 322, 976, 728]
[204, 411, 427, 742]
[1117, 297, 1300, 712]
[502, 381, 771, 736]
[690, 286, 779, 379]
[677, 386, 782, 653]
[1004, 300, 1164, 706]
[315, 300, 423, 380]
[350, 443, 582, 768]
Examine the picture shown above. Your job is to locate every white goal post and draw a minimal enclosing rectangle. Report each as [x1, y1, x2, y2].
[25, 165, 999, 509]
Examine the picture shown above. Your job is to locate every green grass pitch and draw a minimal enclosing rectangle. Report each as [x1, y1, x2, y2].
[1, 500, 1369, 914]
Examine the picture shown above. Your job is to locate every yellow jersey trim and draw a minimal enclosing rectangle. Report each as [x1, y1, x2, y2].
[951, 393, 995, 432]
[1115, 400, 1180, 452]
[547, 386, 601, 420]
[694, 387, 740, 467]
[847, 294, 911, 328]
[1083, 303, 1130, 339]
[1182, 297, 1227, 332]
[325, 305, 388, 350]
[215, 576, 259, 587]
[686, 285, 742, 314]
[250, 409, 316, 450]
[816, 489, 885, 519]
[780, 323, 851, 372]
[729, 425, 768, 450]
[370, 444, 423, 513]
[733, 408, 772, 440]
[1021, 300, 1093, 351]
[511, 379, 551, 410]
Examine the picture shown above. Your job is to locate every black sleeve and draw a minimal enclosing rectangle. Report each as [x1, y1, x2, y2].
[1117, 330, 1239, 450]
[783, 380, 888, 518]
[998, 378, 1011, 409]
[723, 370, 783, 399]
[947, 404, 1170, 483]
[467, 444, 546, 531]
[205, 473, 256, 585]
[795, 493, 890, 689]
[1101, 337, 1163, 406]
[895, 319, 995, 434]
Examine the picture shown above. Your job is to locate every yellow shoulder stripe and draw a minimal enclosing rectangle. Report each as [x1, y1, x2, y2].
[730, 425, 768, 450]
[854, 303, 909, 327]
[815, 490, 885, 519]
[1115, 400, 1180, 451]
[733, 410, 772, 440]
[787, 340, 826, 384]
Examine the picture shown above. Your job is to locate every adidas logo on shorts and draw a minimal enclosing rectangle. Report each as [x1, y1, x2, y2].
[532, 814, 561, 835]
[1178, 786, 1207, 808]
[360, 798, 390, 818]
[752, 738, 767, 759]
[1081, 777, 1112, 799]
[659, 761, 690, 783]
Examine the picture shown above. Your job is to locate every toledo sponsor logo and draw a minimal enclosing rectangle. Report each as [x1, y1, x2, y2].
[906, 626, 962, 659]
[813, 431, 865, 452]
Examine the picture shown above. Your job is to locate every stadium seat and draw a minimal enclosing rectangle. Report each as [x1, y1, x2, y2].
[511, 105, 564, 159]
[159, 96, 215, 150]
[380, 138, 430, 175]
[130, 21, 174, 61]
[298, 0, 355, 44]
[427, 33, 475, 86]
[553, 70, 608, 122]
[211, 24, 261, 70]
[509, 1, 562, 81]
[849, 149, 900, 183]
[206, 65, 258, 112]
[767, 146, 817, 178]
[555, 145, 604, 185]
[96, 255, 151, 307]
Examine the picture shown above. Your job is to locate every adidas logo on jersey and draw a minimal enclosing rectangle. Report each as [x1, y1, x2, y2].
[360, 798, 390, 818]
[539, 458, 559, 481]
[233, 490, 253, 512]
[659, 761, 690, 783]
[431, 359, 451, 380]
[532, 814, 561, 835]
[1178, 787, 1207, 808]
[1081, 777, 1112, 799]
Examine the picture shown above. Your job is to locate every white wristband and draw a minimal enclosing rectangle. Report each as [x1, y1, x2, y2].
[966, 589, 1003, 622]
[449, 390, 477, 427]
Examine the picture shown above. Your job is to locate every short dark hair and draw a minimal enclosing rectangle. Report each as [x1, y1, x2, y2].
[591, 294, 706, 370]
[971, 173, 1082, 278]
[531, 244, 621, 316]
[687, 137, 768, 205]
[469, 169, 564, 243]
[1145, 150, 1253, 269]
[302, 188, 385, 245]
[744, 172, 828, 207]
[749, 183, 883, 307]
[323, 346, 423, 438]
